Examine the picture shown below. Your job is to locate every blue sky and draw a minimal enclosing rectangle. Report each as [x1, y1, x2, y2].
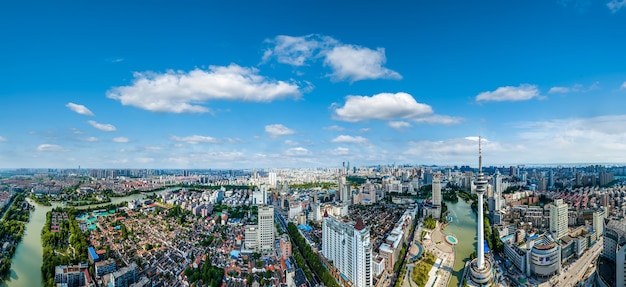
[1, 0, 626, 168]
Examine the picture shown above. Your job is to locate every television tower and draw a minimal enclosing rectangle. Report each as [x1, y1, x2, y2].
[467, 137, 493, 285]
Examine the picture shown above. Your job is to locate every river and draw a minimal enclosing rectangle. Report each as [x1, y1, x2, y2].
[0, 190, 170, 287]
[443, 199, 478, 287]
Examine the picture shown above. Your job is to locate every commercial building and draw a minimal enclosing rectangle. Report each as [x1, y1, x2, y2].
[258, 205, 275, 251]
[603, 219, 626, 287]
[550, 199, 568, 240]
[502, 233, 561, 277]
[322, 212, 372, 287]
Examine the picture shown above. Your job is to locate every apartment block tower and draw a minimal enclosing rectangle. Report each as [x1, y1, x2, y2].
[322, 212, 372, 287]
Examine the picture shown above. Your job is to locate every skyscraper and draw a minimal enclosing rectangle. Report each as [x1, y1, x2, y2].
[432, 174, 442, 206]
[258, 205, 275, 251]
[268, 172, 277, 187]
[467, 138, 493, 286]
[549, 199, 568, 240]
[322, 212, 372, 287]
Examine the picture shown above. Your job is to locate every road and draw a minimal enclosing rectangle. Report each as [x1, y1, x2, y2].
[538, 237, 603, 287]
[276, 210, 320, 286]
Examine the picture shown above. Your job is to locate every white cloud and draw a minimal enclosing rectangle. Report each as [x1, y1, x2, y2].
[135, 157, 155, 164]
[388, 121, 411, 130]
[113, 137, 129, 143]
[265, 124, 296, 138]
[264, 34, 400, 82]
[324, 45, 401, 82]
[330, 147, 350, 156]
[82, 137, 99, 142]
[464, 136, 489, 142]
[359, 128, 371, 133]
[331, 135, 369, 145]
[66, 102, 95, 116]
[107, 64, 302, 113]
[37, 144, 67, 152]
[284, 140, 298, 146]
[412, 115, 464, 125]
[549, 83, 598, 94]
[404, 137, 505, 164]
[88, 120, 117, 132]
[621, 81, 626, 90]
[333, 92, 433, 122]
[548, 86, 571, 94]
[607, 0, 626, 13]
[70, 128, 83, 134]
[476, 84, 541, 102]
[0, 136, 7, 142]
[262, 35, 336, 66]
[144, 146, 162, 150]
[284, 147, 310, 156]
[170, 135, 218, 144]
[323, 125, 345, 131]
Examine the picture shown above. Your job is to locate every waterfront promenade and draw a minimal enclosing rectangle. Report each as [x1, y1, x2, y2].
[404, 221, 455, 287]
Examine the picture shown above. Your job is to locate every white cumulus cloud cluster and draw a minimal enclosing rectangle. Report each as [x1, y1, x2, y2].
[66, 102, 95, 116]
[331, 135, 369, 145]
[265, 124, 296, 138]
[88, 120, 117, 132]
[388, 121, 411, 130]
[263, 34, 401, 82]
[37, 144, 67, 152]
[170, 135, 218, 144]
[112, 137, 129, 143]
[607, 0, 626, 13]
[107, 64, 302, 114]
[476, 84, 541, 102]
[333, 92, 460, 125]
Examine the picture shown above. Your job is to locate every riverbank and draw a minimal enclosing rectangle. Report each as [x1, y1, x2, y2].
[0, 193, 32, 282]
[0, 188, 172, 287]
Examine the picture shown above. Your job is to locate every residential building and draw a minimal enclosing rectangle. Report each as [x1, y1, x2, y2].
[109, 262, 138, 287]
[95, 259, 117, 278]
[258, 205, 275, 251]
[322, 212, 372, 287]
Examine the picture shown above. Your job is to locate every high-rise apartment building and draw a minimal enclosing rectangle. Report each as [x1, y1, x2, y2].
[258, 205, 275, 251]
[322, 212, 372, 287]
[594, 208, 606, 236]
[268, 172, 277, 187]
[432, 174, 442, 206]
[550, 199, 568, 240]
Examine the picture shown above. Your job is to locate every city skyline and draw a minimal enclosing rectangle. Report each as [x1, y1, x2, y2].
[2, 1, 626, 169]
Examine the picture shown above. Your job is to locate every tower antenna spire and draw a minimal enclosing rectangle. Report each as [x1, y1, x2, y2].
[478, 136, 482, 173]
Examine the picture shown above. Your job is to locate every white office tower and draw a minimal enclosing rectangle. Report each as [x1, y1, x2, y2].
[322, 211, 373, 287]
[432, 174, 442, 206]
[549, 199, 568, 240]
[253, 184, 268, 205]
[339, 176, 351, 205]
[467, 138, 493, 286]
[492, 169, 502, 211]
[258, 205, 275, 251]
[268, 172, 277, 187]
[593, 207, 606, 236]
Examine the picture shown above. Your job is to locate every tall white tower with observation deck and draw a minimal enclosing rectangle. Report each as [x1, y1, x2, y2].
[467, 138, 494, 286]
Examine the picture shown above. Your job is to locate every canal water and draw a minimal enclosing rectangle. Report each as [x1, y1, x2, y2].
[0, 190, 169, 287]
[443, 199, 478, 287]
